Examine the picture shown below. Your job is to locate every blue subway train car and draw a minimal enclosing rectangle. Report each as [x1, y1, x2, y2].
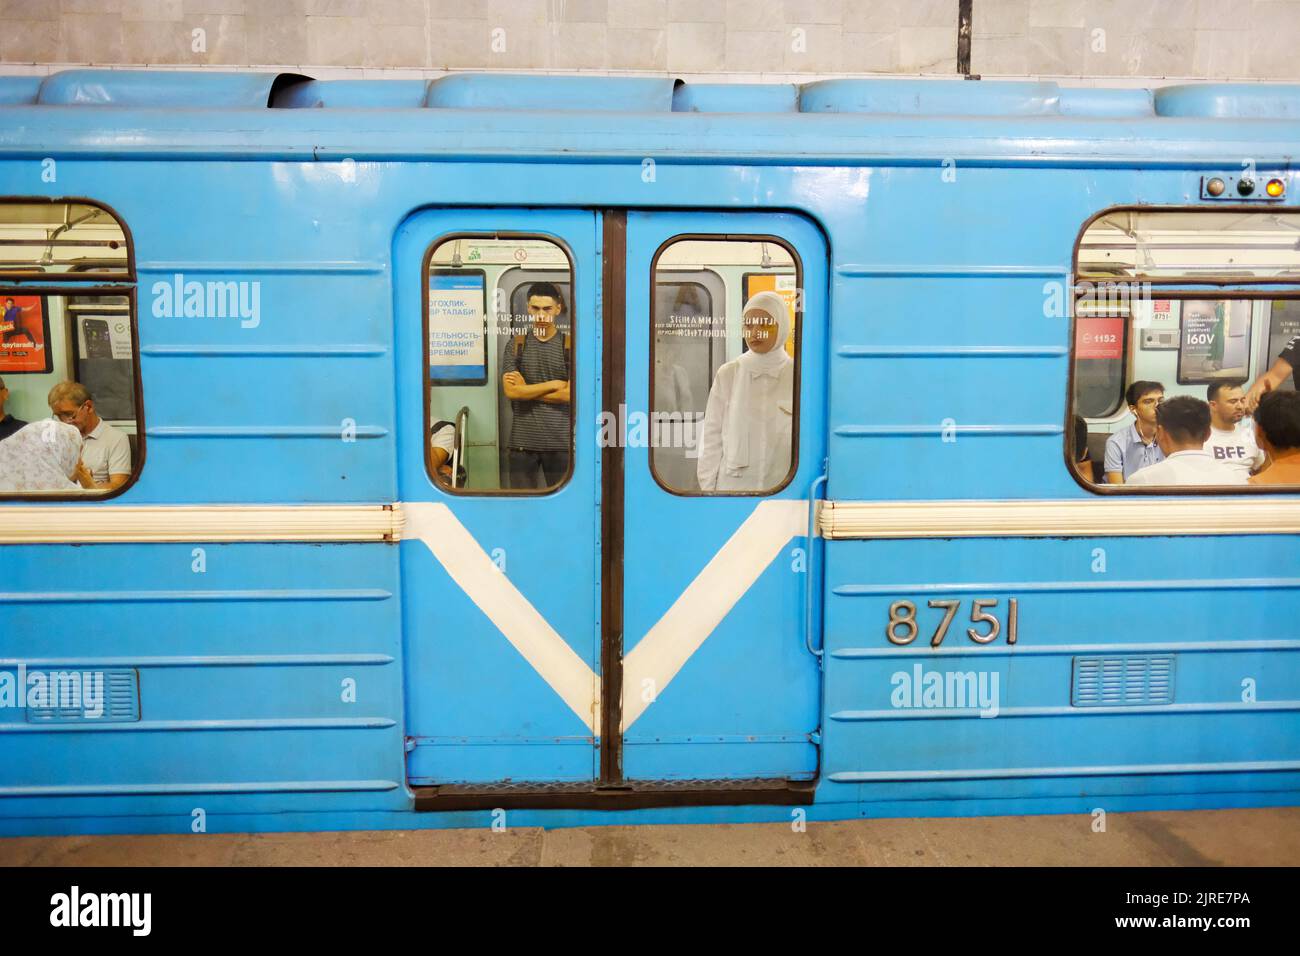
[0, 70, 1297, 835]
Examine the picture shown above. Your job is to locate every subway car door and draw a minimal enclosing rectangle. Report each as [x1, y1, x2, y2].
[395, 209, 601, 786]
[617, 211, 827, 782]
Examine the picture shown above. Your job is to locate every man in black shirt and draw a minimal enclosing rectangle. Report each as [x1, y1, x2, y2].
[0, 376, 27, 442]
[501, 282, 571, 489]
[1246, 335, 1300, 412]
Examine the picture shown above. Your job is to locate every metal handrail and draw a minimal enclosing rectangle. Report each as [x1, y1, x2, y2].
[805, 459, 829, 659]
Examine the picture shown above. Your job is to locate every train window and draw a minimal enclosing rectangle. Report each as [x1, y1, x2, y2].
[0, 201, 140, 498]
[651, 237, 800, 495]
[0, 201, 131, 280]
[423, 235, 574, 494]
[1071, 208, 1300, 491]
[1077, 209, 1300, 282]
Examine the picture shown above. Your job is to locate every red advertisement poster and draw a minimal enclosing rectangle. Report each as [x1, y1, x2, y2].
[1075, 316, 1124, 360]
[0, 294, 52, 374]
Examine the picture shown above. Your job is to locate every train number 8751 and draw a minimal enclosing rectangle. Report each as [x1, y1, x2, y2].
[886, 598, 1019, 647]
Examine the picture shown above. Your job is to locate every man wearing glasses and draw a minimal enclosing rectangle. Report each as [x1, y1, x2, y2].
[47, 381, 131, 492]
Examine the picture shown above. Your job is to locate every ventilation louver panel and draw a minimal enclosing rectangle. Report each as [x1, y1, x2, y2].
[1072, 655, 1174, 707]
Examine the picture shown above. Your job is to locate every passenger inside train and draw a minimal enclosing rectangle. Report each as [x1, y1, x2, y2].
[1069, 415, 1093, 486]
[48, 381, 131, 491]
[1205, 381, 1266, 480]
[500, 281, 571, 490]
[0, 419, 83, 493]
[1249, 390, 1300, 486]
[0, 374, 26, 441]
[696, 290, 795, 493]
[0, 201, 139, 496]
[1126, 396, 1242, 486]
[1072, 209, 1300, 490]
[429, 419, 457, 485]
[1103, 381, 1165, 483]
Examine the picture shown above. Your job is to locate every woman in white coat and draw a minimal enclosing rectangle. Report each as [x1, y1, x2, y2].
[696, 291, 794, 492]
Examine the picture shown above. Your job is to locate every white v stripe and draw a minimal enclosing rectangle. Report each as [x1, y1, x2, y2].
[402, 502, 601, 734]
[402, 499, 808, 737]
[620, 500, 808, 730]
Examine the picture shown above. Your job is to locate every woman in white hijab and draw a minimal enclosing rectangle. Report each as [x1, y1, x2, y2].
[697, 291, 794, 492]
[0, 420, 84, 493]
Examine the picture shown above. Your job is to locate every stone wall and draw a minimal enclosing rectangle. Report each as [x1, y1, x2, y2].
[1, 0, 1296, 82]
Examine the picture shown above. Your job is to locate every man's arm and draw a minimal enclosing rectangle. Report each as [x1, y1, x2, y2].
[502, 371, 561, 401]
[74, 434, 132, 491]
[73, 463, 128, 492]
[105, 434, 132, 490]
[1245, 355, 1293, 412]
[538, 381, 570, 404]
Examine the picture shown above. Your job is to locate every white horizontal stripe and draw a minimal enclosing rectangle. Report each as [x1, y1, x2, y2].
[820, 498, 1300, 540]
[6, 499, 1298, 545]
[0, 505, 401, 544]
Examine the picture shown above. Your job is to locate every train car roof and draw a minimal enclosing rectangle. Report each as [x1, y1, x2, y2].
[2, 69, 1298, 165]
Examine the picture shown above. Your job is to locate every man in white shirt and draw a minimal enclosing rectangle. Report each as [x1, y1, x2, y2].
[1129, 395, 1246, 486]
[1204, 381, 1265, 480]
[47, 381, 131, 492]
[430, 419, 457, 486]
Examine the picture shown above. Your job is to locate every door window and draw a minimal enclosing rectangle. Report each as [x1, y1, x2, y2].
[424, 235, 574, 493]
[649, 237, 800, 495]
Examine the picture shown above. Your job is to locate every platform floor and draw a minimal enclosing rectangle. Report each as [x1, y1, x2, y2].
[1, 807, 1297, 866]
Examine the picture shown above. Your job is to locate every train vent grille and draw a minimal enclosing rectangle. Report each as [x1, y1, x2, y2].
[25, 669, 140, 723]
[1071, 655, 1175, 707]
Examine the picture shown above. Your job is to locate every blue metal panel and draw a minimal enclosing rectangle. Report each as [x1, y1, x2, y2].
[272, 79, 429, 109]
[37, 69, 287, 108]
[799, 78, 1064, 115]
[1154, 83, 1300, 118]
[425, 73, 675, 112]
[5, 97, 1299, 168]
[621, 210, 827, 781]
[0, 543, 408, 817]
[821, 535, 1300, 805]
[0, 77, 39, 105]
[394, 208, 600, 784]
[673, 83, 799, 113]
[1059, 87, 1154, 117]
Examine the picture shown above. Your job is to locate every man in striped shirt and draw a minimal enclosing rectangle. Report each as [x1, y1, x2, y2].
[501, 282, 571, 489]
